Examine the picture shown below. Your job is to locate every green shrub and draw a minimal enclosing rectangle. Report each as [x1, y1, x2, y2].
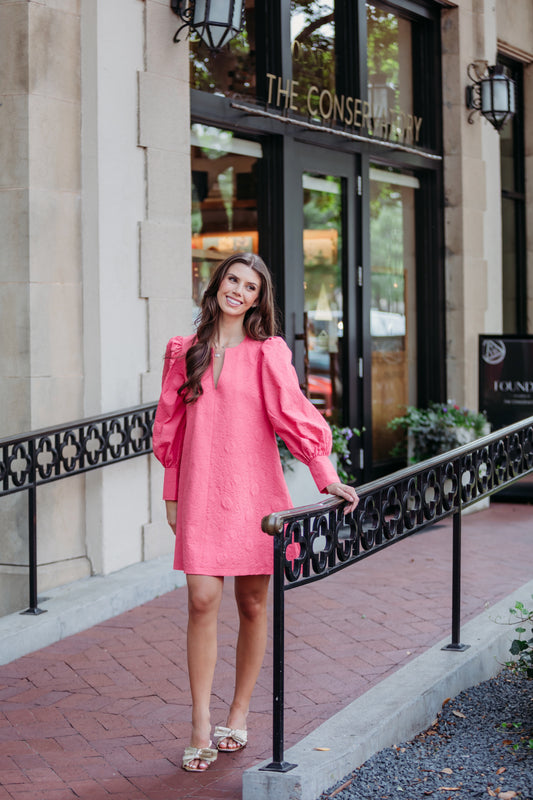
[506, 596, 533, 680]
[388, 402, 488, 463]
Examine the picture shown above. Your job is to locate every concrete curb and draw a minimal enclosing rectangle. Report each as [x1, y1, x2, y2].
[243, 578, 533, 800]
[0, 555, 185, 666]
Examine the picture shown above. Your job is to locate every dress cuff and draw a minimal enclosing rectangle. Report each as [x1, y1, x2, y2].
[308, 455, 340, 494]
[162, 466, 179, 500]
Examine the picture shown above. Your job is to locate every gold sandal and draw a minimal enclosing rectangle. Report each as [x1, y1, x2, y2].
[182, 741, 218, 772]
[214, 725, 248, 753]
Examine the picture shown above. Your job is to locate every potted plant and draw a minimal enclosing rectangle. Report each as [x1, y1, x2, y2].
[388, 401, 489, 463]
[388, 402, 491, 514]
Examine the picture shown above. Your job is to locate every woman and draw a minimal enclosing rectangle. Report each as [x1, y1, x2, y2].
[153, 252, 359, 772]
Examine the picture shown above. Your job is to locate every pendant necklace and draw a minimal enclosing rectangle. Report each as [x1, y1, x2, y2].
[213, 336, 244, 357]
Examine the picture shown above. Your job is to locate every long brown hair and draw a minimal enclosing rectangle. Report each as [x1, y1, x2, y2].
[178, 252, 279, 404]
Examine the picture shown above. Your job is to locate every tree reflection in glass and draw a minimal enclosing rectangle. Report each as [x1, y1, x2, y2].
[189, 1, 257, 99]
[291, 0, 335, 105]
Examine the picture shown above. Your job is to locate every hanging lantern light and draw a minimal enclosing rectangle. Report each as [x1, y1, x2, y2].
[466, 61, 516, 132]
[170, 0, 245, 52]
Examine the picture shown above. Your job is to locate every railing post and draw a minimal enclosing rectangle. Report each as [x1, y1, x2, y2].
[260, 529, 296, 773]
[442, 460, 468, 651]
[22, 440, 45, 616]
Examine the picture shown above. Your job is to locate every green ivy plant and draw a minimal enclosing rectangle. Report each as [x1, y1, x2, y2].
[506, 596, 533, 680]
[500, 721, 533, 752]
[388, 402, 489, 463]
[499, 598, 533, 752]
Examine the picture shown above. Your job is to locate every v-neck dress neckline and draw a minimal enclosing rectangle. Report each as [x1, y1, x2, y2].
[212, 337, 248, 390]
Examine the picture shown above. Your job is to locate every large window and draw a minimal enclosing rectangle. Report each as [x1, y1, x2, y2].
[191, 125, 262, 314]
[370, 167, 418, 465]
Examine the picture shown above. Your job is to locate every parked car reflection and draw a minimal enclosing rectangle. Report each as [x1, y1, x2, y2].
[306, 310, 406, 415]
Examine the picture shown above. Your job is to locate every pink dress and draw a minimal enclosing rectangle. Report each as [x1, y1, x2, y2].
[152, 335, 339, 575]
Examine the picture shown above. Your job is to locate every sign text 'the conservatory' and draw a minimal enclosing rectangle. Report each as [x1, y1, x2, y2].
[266, 73, 423, 146]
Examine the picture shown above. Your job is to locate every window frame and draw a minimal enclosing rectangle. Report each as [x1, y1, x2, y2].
[498, 54, 527, 335]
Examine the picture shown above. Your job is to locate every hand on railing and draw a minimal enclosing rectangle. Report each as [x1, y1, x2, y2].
[325, 482, 359, 514]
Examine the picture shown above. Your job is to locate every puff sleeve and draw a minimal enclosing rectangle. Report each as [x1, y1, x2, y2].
[261, 337, 340, 493]
[152, 337, 187, 501]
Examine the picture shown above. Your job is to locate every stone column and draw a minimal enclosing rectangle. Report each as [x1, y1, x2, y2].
[81, 0, 149, 576]
[139, 0, 194, 560]
[0, 0, 89, 614]
[441, 0, 501, 410]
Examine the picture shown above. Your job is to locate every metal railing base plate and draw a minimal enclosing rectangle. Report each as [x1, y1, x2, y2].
[259, 761, 297, 773]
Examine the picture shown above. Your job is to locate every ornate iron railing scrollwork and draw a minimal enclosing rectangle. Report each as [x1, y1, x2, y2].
[0, 403, 157, 615]
[260, 416, 533, 773]
[0, 404, 157, 498]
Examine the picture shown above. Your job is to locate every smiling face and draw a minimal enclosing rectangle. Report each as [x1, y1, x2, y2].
[216, 262, 262, 320]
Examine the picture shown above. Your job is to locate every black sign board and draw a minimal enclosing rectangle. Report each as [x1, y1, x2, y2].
[479, 335, 533, 501]
[479, 335, 533, 428]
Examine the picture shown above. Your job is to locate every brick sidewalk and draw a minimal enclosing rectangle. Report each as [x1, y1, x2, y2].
[0, 503, 531, 800]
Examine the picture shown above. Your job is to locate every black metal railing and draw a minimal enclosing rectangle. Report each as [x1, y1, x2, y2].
[0, 403, 157, 615]
[259, 416, 533, 772]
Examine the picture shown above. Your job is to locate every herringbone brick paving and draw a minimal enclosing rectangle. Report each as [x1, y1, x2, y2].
[0, 503, 531, 800]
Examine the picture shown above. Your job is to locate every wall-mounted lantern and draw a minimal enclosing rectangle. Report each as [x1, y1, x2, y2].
[465, 60, 516, 132]
[170, 0, 245, 52]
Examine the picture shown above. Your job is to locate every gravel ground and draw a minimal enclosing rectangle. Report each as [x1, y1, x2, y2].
[318, 669, 533, 800]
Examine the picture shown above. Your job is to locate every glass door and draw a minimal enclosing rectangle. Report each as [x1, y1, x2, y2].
[284, 143, 359, 432]
[369, 166, 419, 469]
[302, 172, 344, 422]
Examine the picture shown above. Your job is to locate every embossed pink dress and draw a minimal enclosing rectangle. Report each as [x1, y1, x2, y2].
[152, 335, 339, 575]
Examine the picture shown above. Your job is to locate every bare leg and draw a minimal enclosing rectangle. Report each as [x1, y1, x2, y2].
[218, 574, 270, 750]
[186, 574, 224, 768]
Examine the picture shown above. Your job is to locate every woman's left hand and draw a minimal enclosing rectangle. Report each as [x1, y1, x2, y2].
[326, 482, 359, 514]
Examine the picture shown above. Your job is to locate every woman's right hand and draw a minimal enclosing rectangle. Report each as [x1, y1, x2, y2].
[165, 500, 177, 535]
[326, 482, 359, 514]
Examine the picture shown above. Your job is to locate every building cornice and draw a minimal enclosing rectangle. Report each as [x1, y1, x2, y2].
[498, 39, 533, 65]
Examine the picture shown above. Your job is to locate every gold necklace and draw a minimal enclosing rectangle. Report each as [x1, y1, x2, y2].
[213, 336, 245, 357]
